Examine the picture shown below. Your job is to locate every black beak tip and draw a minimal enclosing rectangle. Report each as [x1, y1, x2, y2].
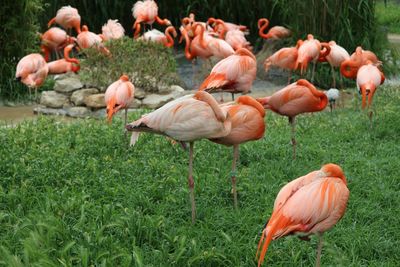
[15, 77, 21, 82]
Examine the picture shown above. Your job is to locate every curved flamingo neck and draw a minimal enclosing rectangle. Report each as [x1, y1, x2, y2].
[181, 28, 194, 60]
[155, 16, 170, 26]
[215, 19, 227, 39]
[235, 48, 256, 61]
[133, 23, 141, 39]
[297, 79, 324, 98]
[193, 23, 206, 48]
[41, 45, 50, 62]
[237, 96, 265, 117]
[258, 18, 270, 39]
[340, 59, 360, 79]
[319, 42, 331, 58]
[164, 26, 176, 47]
[194, 91, 227, 122]
[64, 45, 79, 64]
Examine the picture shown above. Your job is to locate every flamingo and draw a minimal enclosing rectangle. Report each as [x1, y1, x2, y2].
[256, 79, 327, 159]
[210, 96, 265, 208]
[47, 5, 81, 34]
[256, 163, 349, 267]
[296, 34, 330, 81]
[212, 20, 252, 51]
[318, 41, 350, 87]
[140, 26, 177, 48]
[207, 18, 248, 34]
[15, 53, 49, 100]
[132, 0, 171, 38]
[264, 46, 298, 84]
[199, 48, 256, 100]
[105, 75, 135, 128]
[40, 27, 75, 61]
[325, 88, 340, 112]
[47, 44, 80, 74]
[356, 61, 385, 123]
[340, 46, 381, 79]
[77, 25, 110, 55]
[100, 19, 125, 41]
[258, 18, 291, 40]
[126, 91, 232, 223]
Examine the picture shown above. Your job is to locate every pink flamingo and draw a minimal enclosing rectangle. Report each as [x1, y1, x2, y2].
[318, 41, 350, 87]
[356, 61, 385, 123]
[15, 53, 49, 100]
[47, 44, 80, 74]
[47, 5, 81, 34]
[340, 46, 381, 79]
[132, 0, 171, 38]
[40, 27, 75, 61]
[264, 46, 299, 84]
[100, 19, 125, 41]
[105, 75, 135, 127]
[207, 18, 248, 34]
[256, 79, 327, 159]
[210, 95, 265, 208]
[256, 163, 349, 267]
[140, 26, 177, 48]
[258, 18, 291, 40]
[77, 25, 110, 55]
[126, 91, 232, 223]
[199, 48, 256, 100]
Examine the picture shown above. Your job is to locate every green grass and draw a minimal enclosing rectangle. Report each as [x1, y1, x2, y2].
[1, 87, 400, 266]
[376, 1, 400, 34]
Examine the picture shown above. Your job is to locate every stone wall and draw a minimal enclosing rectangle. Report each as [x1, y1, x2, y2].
[34, 73, 186, 118]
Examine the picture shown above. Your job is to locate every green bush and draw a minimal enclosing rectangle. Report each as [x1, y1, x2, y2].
[79, 37, 178, 92]
[0, 0, 45, 100]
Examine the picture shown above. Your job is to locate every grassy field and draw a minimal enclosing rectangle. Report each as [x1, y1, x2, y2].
[1, 87, 400, 266]
[376, 1, 400, 34]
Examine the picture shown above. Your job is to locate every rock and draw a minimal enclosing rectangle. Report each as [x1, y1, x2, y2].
[84, 93, 106, 108]
[142, 90, 184, 109]
[92, 108, 106, 119]
[128, 99, 142, 109]
[170, 85, 185, 94]
[134, 87, 146, 99]
[54, 76, 83, 93]
[66, 107, 91, 118]
[157, 84, 185, 94]
[40, 91, 69, 108]
[71, 88, 99, 106]
[33, 106, 67, 116]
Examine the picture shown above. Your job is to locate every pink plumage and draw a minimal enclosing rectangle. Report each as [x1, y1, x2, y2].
[101, 19, 125, 41]
[48, 6, 81, 34]
[225, 30, 252, 51]
[105, 75, 135, 123]
[325, 41, 350, 68]
[356, 63, 385, 109]
[16, 53, 49, 88]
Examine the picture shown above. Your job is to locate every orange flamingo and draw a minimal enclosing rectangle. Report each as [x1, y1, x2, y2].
[47, 5, 81, 34]
[126, 91, 231, 223]
[256, 163, 349, 267]
[47, 44, 80, 74]
[212, 20, 252, 51]
[40, 27, 75, 61]
[340, 46, 381, 79]
[15, 53, 49, 100]
[256, 79, 327, 159]
[318, 41, 350, 87]
[296, 34, 330, 81]
[132, 0, 171, 38]
[258, 18, 291, 40]
[264, 46, 299, 84]
[199, 48, 256, 100]
[207, 18, 248, 35]
[105, 75, 135, 127]
[210, 96, 265, 208]
[100, 19, 125, 41]
[140, 26, 177, 48]
[77, 25, 110, 55]
[356, 61, 385, 123]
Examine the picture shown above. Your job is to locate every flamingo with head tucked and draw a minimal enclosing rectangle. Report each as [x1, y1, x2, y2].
[257, 163, 349, 267]
[132, 0, 171, 38]
[256, 79, 327, 159]
[47, 5, 81, 34]
[47, 44, 80, 74]
[126, 91, 232, 223]
[207, 18, 248, 35]
[140, 26, 177, 48]
[100, 19, 125, 41]
[258, 18, 291, 40]
[264, 46, 299, 84]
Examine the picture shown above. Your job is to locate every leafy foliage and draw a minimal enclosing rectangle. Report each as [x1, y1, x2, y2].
[0, 87, 400, 265]
[79, 37, 178, 92]
[376, 0, 400, 34]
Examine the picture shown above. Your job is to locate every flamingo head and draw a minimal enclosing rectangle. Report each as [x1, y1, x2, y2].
[255, 96, 271, 109]
[120, 75, 129, 82]
[321, 163, 346, 183]
[82, 25, 89, 32]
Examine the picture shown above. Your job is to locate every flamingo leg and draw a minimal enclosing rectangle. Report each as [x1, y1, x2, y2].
[231, 93, 235, 101]
[124, 108, 128, 137]
[315, 234, 323, 267]
[311, 61, 316, 83]
[289, 116, 297, 159]
[188, 142, 196, 223]
[231, 145, 239, 209]
[331, 65, 336, 88]
[369, 110, 373, 129]
[287, 70, 292, 85]
[35, 88, 38, 103]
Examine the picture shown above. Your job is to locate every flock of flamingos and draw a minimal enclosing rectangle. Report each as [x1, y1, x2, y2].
[14, 0, 388, 266]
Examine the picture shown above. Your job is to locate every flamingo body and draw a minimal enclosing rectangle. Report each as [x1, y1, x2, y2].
[48, 6, 81, 34]
[140, 26, 177, 47]
[325, 41, 350, 67]
[101, 19, 125, 41]
[105, 75, 135, 122]
[264, 47, 298, 72]
[225, 30, 252, 51]
[16, 54, 49, 88]
[356, 63, 385, 109]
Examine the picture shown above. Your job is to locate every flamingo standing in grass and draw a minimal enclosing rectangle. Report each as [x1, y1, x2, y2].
[126, 91, 232, 223]
[256, 79, 327, 159]
[132, 0, 171, 38]
[199, 48, 256, 100]
[47, 44, 80, 74]
[47, 5, 81, 34]
[264, 46, 299, 84]
[40, 27, 75, 61]
[140, 26, 177, 47]
[210, 96, 265, 208]
[15, 53, 49, 101]
[257, 163, 349, 267]
[100, 19, 125, 41]
[258, 18, 291, 40]
[105, 75, 135, 127]
[356, 61, 385, 123]
[318, 41, 350, 87]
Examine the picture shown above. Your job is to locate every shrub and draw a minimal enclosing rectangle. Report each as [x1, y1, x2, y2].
[79, 37, 178, 92]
